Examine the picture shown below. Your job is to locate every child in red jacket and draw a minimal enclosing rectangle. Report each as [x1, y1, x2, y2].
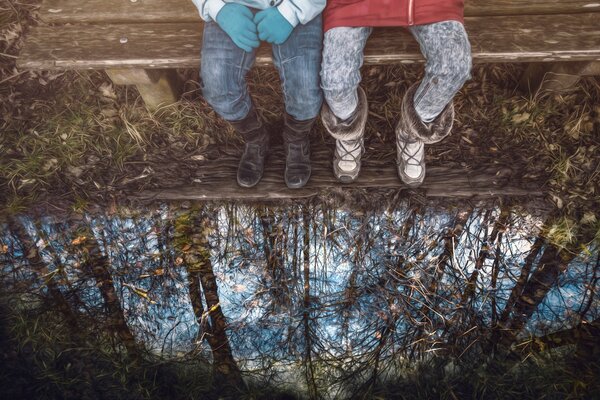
[320, 0, 471, 186]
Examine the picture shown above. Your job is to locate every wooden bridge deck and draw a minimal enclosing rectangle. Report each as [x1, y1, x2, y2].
[134, 146, 545, 201]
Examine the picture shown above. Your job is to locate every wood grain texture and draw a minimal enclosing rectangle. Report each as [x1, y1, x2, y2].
[132, 147, 544, 201]
[464, 0, 600, 17]
[17, 13, 600, 70]
[39, 0, 600, 23]
[106, 68, 182, 109]
[17, 22, 272, 69]
[41, 0, 202, 23]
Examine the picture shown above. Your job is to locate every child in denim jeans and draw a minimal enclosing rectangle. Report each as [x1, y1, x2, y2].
[192, 0, 325, 189]
[319, 0, 472, 187]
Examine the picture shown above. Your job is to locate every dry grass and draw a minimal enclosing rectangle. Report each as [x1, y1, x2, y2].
[3, 65, 599, 214]
[2, 3, 599, 394]
[1, 1, 599, 237]
[0, 294, 216, 399]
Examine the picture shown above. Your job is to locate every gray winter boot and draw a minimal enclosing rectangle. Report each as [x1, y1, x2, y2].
[230, 106, 269, 188]
[283, 113, 315, 189]
[396, 83, 454, 187]
[321, 86, 368, 183]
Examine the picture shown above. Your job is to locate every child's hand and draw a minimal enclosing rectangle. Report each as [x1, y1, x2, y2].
[215, 4, 260, 52]
[254, 8, 293, 45]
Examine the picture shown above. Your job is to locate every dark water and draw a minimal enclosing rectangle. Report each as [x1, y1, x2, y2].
[1, 201, 598, 399]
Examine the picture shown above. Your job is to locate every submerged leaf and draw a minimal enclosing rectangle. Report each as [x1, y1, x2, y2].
[71, 236, 87, 246]
[123, 283, 157, 304]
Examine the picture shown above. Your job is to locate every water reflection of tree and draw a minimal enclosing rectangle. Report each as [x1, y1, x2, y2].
[1, 201, 598, 398]
[70, 218, 140, 357]
[491, 210, 600, 362]
[175, 207, 245, 395]
[7, 216, 80, 330]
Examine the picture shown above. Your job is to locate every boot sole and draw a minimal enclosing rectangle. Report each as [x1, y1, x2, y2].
[397, 164, 426, 188]
[334, 161, 361, 183]
[285, 169, 311, 189]
[237, 177, 261, 188]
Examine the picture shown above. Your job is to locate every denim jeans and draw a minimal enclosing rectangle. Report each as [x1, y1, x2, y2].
[321, 21, 471, 122]
[201, 14, 323, 122]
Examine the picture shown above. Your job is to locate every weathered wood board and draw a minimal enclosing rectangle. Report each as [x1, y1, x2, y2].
[465, 0, 600, 16]
[39, 0, 600, 23]
[41, 0, 202, 23]
[17, 13, 600, 70]
[133, 146, 544, 201]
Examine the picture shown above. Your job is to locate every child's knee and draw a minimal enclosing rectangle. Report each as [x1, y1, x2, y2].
[200, 61, 227, 100]
[453, 49, 472, 84]
[449, 61, 471, 89]
[445, 32, 472, 84]
[430, 47, 472, 87]
[200, 63, 247, 118]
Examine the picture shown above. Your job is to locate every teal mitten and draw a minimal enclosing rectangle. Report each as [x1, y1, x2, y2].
[216, 3, 260, 52]
[254, 8, 293, 45]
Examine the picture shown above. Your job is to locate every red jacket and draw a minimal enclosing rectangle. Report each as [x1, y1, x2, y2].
[323, 0, 464, 32]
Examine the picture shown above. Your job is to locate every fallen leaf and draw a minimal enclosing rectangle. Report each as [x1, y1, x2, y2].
[550, 194, 564, 209]
[207, 303, 220, 313]
[98, 83, 117, 100]
[71, 236, 87, 246]
[581, 212, 597, 225]
[511, 112, 530, 124]
[26, 248, 38, 259]
[232, 284, 246, 293]
[101, 108, 118, 118]
[43, 158, 58, 172]
[67, 166, 84, 178]
[123, 283, 157, 304]
[181, 244, 192, 252]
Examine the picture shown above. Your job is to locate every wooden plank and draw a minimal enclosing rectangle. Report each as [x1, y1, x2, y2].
[39, 0, 600, 23]
[132, 147, 544, 201]
[17, 13, 600, 70]
[17, 22, 271, 70]
[41, 0, 202, 23]
[465, 0, 600, 17]
[366, 13, 600, 64]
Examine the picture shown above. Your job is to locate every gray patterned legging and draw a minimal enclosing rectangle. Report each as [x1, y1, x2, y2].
[320, 21, 472, 122]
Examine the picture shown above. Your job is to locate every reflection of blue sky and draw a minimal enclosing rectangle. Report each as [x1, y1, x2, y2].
[527, 249, 599, 335]
[91, 210, 200, 355]
[2, 204, 599, 369]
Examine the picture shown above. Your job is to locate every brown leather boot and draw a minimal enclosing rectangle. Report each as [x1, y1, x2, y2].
[283, 113, 315, 189]
[230, 106, 269, 188]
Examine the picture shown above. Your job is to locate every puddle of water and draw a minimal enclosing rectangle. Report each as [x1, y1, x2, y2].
[1, 201, 598, 398]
